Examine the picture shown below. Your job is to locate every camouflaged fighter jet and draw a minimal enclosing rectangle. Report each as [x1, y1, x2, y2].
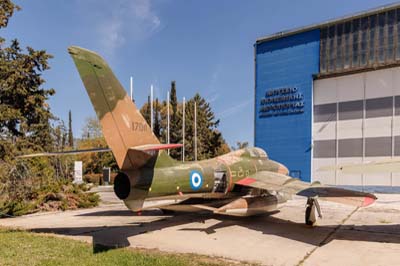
[21, 46, 377, 226]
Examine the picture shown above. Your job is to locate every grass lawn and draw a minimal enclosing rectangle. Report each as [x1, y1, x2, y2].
[0, 228, 250, 266]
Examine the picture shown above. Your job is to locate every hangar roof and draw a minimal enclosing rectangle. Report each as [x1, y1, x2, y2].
[256, 2, 400, 44]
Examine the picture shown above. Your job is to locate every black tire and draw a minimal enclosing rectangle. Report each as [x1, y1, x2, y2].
[305, 205, 314, 226]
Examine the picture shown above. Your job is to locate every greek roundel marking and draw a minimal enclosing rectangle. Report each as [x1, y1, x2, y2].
[190, 170, 203, 190]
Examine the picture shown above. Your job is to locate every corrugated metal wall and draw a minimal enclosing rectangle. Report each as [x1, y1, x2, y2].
[254, 30, 320, 182]
[313, 67, 400, 187]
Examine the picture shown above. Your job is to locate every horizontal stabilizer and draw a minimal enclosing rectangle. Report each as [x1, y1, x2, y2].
[130, 143, 183, 151]
[17, 147, 111, 158]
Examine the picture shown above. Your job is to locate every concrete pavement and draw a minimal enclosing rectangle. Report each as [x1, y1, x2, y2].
[0, 189, 399, 266]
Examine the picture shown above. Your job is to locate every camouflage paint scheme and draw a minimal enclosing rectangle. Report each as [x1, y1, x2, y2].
[68, 46, 377, 224]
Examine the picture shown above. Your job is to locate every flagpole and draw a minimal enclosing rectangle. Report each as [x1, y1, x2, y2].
[130, 76, 133, 101]
[150, 85, 154, 132]
[194, 101, 197, 161]
[167, 91, 170, 155]
[182, 97, 185, 162]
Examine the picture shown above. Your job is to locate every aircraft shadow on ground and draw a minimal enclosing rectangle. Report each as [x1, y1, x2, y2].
[76, 209, 164, 217]
[31, 209, 400, 253]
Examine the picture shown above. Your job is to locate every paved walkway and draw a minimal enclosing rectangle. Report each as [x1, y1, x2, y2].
[1, 190, 400, 266]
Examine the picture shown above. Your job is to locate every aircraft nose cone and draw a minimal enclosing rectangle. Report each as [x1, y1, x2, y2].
[277, 163, 289, 175]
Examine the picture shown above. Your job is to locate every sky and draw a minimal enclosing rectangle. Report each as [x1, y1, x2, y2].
[1, 0, 397, 147]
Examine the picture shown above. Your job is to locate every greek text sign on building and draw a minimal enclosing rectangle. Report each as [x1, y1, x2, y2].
[259, 87, 304, 118]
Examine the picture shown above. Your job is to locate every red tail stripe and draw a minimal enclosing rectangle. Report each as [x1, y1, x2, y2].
[140, 144, 183, 151]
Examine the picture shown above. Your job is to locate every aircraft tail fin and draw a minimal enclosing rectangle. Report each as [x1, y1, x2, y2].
[68, 46, 160, 170]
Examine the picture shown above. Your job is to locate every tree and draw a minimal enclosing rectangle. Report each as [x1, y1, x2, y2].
[81, 117, 102, 139]
[68, 110, 73, 147]
[169, 81, 182, 158]
[141, 95, 151, 125]
[140, 87, 230, 161]
[0, 39, 55, 158]
[153, 98, 161, 138]
[231, 141, 249, 151]
[0, 1, 101, 217]
[77, 117, 117, 174]
[0, 1, 55, 158]
[184, 93, 228, 160]
[53, 120, 67, 152]
[0, 0, 19, 28]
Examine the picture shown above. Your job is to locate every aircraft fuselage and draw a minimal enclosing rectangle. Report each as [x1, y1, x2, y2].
[114, 148, 290, 211]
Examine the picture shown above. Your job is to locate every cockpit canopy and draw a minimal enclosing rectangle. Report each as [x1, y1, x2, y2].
[246, 147, 268, 159]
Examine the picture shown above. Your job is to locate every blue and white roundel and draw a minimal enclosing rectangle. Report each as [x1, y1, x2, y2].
[190, 170, 203, 190]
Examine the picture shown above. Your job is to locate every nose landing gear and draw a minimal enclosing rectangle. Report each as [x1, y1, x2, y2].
[305, 197, 322, 226]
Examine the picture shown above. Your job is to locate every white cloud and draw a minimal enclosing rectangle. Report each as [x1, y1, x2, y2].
[217, 99, 252, 119]
[76, 0, 162, 56]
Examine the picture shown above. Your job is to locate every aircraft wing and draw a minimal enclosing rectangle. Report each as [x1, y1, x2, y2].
[17, 144, 182, 159]
[235, 171, 377, 207]
[17, 147, 111, 158]
[318, 158, 400, 174]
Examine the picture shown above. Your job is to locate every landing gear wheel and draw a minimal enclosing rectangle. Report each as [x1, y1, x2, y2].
[305, 204, 316, 226]
[305, 197, 322, 226]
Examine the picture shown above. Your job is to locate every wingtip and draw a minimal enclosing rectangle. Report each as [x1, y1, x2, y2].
[361, 196, 376, 207]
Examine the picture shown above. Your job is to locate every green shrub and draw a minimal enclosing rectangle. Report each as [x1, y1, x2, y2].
[0, 161, 100, 217]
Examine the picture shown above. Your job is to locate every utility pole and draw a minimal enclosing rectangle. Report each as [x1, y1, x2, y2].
[150, 85, 154, 132]
[182, 97, 185, 162]
[167, 90, 170, 155]
[194, 101, 197, 161]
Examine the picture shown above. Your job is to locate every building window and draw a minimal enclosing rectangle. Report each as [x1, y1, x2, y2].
[378, 13, 386, 63]
[344, 21, 352, 69]
[387, 10, 395, 61]
[396, 9, 400, 60]
[352, 18, 360, 67]
[360, 17, 369, 66]
[320, 28, 328, 73]
[320, 8, 400, 75]
[328, 25, 336, 72]
[336, 23, 343, 69]
[369, 15, 377, 64]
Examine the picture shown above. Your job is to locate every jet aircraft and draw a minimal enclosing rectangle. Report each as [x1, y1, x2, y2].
[21, 46, 377, 226]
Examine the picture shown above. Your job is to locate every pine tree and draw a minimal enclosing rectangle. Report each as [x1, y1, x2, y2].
[153, 98, 161, 138]
[185, 93, 228, 160]
[140, 95, 152, 126]
[0, 10, 55, 158]
[0, 0, 20, 28]
[139, 88, 229, 161]
[169, 81, 182, 159]
[68, 110, 73, 148]
[170, 81, 178, 129]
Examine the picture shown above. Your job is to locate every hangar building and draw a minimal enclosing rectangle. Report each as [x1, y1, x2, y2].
[254, 3, 400, 188]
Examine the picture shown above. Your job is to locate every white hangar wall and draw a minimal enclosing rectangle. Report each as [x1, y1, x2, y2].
[313, 67, 400, 187]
